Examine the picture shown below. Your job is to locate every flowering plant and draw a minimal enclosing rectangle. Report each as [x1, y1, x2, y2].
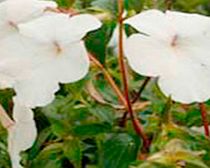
[0, 0, 210, 168]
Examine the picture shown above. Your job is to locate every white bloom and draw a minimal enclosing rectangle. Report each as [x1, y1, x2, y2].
[108, 24, 127, 55]
[124, 10, 210, 104]
[8, 98, 37, 168]
[108, 11, 127, 55]
[14, 13, 102, 108]
[0, 1, 101, 167]
[0, 0, 57, 88]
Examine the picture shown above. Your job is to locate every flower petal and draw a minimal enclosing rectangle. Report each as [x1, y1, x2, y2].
[1, 0, 57, 24]
[14, 42, 89, 108]
[8, 99, 37, 168]
[158, 55, 210, 103]
[125, 9, 173, 39]
[0, 34, 48, 89]
[14, 68, 59, 108]
[108, 24, 127, 55]
[19, 13, 102, 44]
[66, 13, 102, 39]
[55, 42, 90, 83]
[124, 34, 175, 77]
[166, 11, 210, 36]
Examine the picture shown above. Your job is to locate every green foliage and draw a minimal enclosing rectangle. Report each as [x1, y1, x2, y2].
[1, 0, 210, 168]
[102, 133, 140, 168]
[85, 22, 115, 64]
[55, 0, 76, 7]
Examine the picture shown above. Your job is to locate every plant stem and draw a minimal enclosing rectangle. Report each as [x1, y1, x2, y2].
[198, 103, 209, 137]
[89, 53, 127, 107]
[0, 105, 14, 129]
[117, 0, 149, 149]
[120, 77, 151, 127]
[132, 77, 151, 103]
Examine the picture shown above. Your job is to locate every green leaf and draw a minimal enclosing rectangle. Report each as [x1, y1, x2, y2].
[89, 105, 115, 124]
[27, 128, 53, 160]
[30, 143, 63, 168]
[63, 138, 82, 168]
[125, 0, 144, 12]
[91, 0, 118, 16]
[151, 124, 210, 166]
[102, 133, 139, 168]
[55, 0, 76, 8]
[85, 22, 116, 64]
[147, 139, 208, 168]
[72, 122, 112, 137]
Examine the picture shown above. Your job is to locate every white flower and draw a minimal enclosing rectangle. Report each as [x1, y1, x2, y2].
[8, 98, 37, 168]
[0, 1, 100, 167]
[108, 11, 127, 55]
[124, 10, 210, 104]
[14, 13, 102, 108]
[0, 0, 57, 88]
[108, 24, 127, 55]
[0, 0, 57, 39]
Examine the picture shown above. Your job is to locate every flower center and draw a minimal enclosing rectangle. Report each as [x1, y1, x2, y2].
[8, 21, 18, 30]
[53, 41, 62, 55]
[170, 34, 178, 47]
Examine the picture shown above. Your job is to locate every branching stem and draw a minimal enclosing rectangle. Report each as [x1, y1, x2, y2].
[132, 77, 151, 103]
[117, 0, 149, 149]
[89, 53, 127, 107]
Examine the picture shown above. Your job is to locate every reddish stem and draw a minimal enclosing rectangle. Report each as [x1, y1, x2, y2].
[89, 53, 127, 107]
[120, 77, 151, 128]
[199, 103, 209, 137]
[118, 0, 149, 149]
[132, 77, 151, 103]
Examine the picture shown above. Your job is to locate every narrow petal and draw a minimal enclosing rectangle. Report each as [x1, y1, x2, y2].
[124, 34, 175, 77]
[8, 99, 37, 168]
[108, 24, 127, 55]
